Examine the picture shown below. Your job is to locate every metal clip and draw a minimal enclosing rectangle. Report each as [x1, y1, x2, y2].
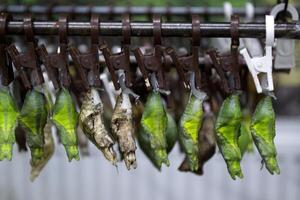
[240, 15, 275, 93]
[100, 13, 132, 90]
[37, 14, 71, 89]
[270, 3, 299, 70]
[0, 13, 14, 86]
[6, 15, 44, 89]
[207, 15, 241, 94]
[166, 14, 201, 90]
[69, 13, 102, 91]
[133, 14, 166, 90]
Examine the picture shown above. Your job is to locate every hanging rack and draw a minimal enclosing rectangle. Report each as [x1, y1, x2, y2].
[3, 20, 300, 38]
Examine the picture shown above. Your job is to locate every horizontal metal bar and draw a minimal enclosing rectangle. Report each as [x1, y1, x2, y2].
[0, 5, 279, 16]
[5, 21, 300, 39]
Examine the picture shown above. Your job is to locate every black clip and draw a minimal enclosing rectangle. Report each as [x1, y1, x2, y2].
[100, 13, 132, 90]
[37, 14, 71, 89]
[0, 13, 14, 86]
[69, 13, 101, 91]
[207, 15, 241, 94]
[7, 15, 44, 89]
[166, 14, 202, 90]
[133, 14, 166, 90]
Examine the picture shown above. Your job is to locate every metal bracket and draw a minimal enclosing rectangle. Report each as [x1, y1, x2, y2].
[166, 14, 202, 90]
[6, 15, 44, 89]
[37, 14, 71, 89]
[100, 13, 132, 90]
[69, 13, 102, 90]
[133, 14, 166, 90]
[207, 15, 241, 94]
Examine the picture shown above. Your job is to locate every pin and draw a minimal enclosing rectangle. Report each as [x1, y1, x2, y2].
[240, 15, 275, 93]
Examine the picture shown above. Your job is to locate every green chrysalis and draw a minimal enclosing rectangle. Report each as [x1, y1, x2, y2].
[178, 94, 204, 171]
[250, 96, 280, 175]
[0, 87, 19, 160]
[215, 94, 243, 179]
[20, 89, 48, 166]
[138, 92, 169, 169]
[52, 88, 79, 161]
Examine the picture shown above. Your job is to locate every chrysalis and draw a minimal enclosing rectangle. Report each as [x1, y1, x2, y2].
[30, 85, 55, 181]
[179, 112, 216, 175]
[178, 94, 204, 171]
[20, 89, 48, 166]
[0, 87, 19, 160]
[138, 92, 169, 169]
[77, 127, 90, 156]
[30, 120, 54, 181]
[52, 88, 79, 161]
[111, 92, 137, 170]
[215, 94, 243, 179]
[250, 96, 280, 175]
[79, 88, 116, 165]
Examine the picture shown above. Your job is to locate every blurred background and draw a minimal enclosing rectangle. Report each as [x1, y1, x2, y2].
[0, 0, 300, 200]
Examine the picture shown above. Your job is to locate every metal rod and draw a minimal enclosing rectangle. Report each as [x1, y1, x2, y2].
[5, 21, 300, 39]
[1, 5, 299, 17]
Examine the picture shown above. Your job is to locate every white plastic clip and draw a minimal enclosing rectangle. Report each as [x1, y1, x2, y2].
[270, 3, 299, 70]
[240, 15, 275, 93]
